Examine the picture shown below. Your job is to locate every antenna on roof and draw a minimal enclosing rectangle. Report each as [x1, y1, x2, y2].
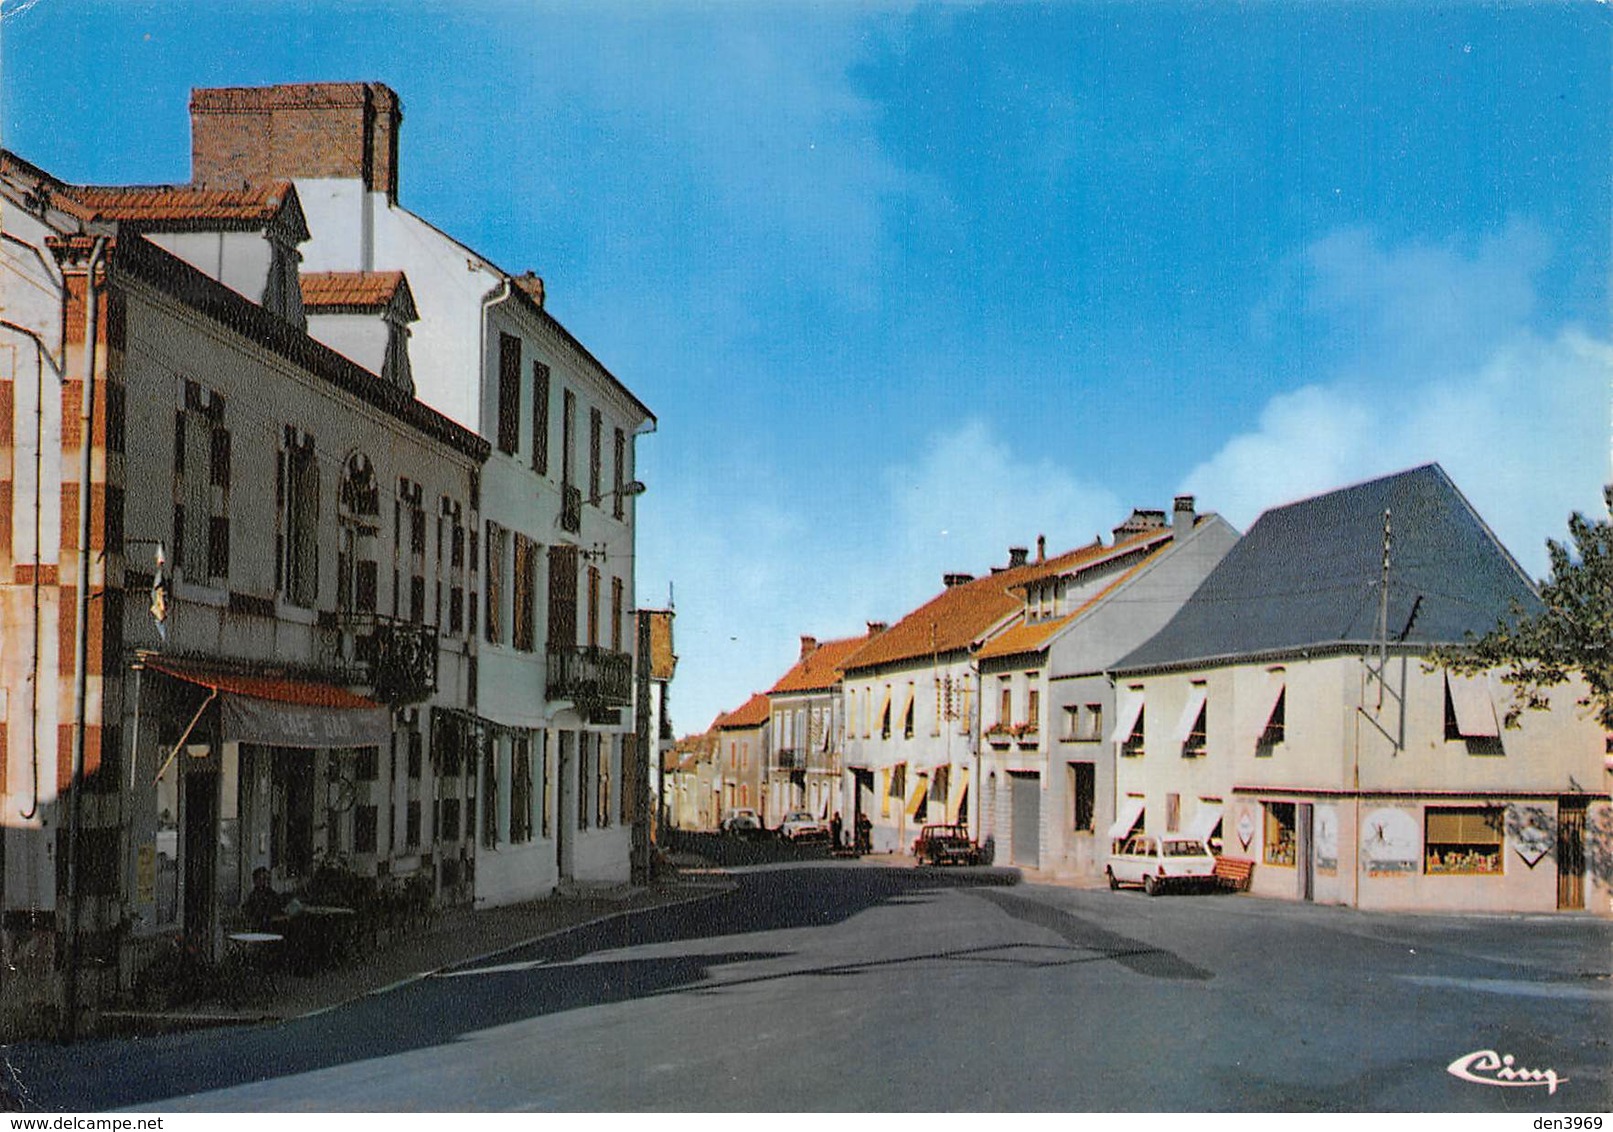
[1360, 507, 1406, 753]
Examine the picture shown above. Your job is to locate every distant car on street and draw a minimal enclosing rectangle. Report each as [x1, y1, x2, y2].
[777, 810, 829, 842]
[912, 823, 983, 866]
[1106, 833, 1217, 895]
[720, 809, 768, 839]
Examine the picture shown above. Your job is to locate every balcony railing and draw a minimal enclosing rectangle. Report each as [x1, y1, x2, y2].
[321, 611, 439, 704]
[773, 747, 807, 772]
[547, 644, 632, 709]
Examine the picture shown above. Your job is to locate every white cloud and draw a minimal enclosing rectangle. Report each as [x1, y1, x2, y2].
[1186, 227, 1610, 580]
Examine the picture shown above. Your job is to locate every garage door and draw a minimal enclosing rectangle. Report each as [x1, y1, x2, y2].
[1010, 771, 1040, 868]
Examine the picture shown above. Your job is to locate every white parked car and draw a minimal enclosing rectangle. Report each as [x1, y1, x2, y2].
[777, 810, 829, 842]
[1106, 833, 1217, 895]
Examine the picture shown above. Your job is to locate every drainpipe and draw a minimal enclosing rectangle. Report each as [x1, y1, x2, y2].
[63, 234, 107, 1043]
[0, 321, 64, 825]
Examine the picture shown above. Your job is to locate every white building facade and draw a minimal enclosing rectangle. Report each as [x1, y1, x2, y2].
[187, 83, 657, 902]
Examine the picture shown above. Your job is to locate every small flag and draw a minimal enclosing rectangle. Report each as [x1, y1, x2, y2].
[150, 544, 170, 642]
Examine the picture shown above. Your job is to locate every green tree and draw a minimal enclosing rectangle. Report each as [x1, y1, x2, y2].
[1437, 486, 1613, 729]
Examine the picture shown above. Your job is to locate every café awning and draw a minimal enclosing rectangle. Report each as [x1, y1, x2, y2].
[145, 657, 391, 748]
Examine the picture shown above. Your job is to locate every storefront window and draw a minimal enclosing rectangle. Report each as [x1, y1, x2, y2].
[1263, 801, 1296, 867]
[1425, 807, 1504, 875]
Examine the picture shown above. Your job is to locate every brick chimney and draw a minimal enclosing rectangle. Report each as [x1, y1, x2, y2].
[1007, 546, 1030, 569]
[799, 635, 818, 659]
[191, 83, 404, 203]
[1036, 534, 1046, 563]
[943, 572, 975, 588]
[866, 621, 888, 636]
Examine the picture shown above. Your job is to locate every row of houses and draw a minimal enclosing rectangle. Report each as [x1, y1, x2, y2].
[0, 81, 671, 1033]
[673, 469, 1610, 916]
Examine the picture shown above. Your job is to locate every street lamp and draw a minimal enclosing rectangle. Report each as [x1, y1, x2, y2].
[588, 479, 647, 508]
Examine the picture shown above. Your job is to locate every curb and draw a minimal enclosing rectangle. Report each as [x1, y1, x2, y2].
[92, 876, 736, 1035]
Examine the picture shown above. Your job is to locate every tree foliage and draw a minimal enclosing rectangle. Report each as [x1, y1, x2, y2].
[1436, 486, 1613, 730]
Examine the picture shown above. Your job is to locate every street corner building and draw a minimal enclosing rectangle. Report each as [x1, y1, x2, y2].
[838, 499, 1237, 871]
[1108, 465, 1611, 915]
[0, 81, 657, 1036]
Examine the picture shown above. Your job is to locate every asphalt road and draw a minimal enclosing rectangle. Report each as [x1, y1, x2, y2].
[6, 862, 1610, 1112]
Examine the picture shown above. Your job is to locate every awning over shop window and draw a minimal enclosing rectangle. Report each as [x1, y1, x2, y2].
[145, 657, 391, 748]
[1446, 672, 1499, 739]
[1107, 795, 1145, 841]
[1185, 803, 1223, 843]
[1108, 689, 1144, 746]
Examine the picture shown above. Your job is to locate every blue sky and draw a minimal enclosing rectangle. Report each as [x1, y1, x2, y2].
[5, 1, 1609, 736]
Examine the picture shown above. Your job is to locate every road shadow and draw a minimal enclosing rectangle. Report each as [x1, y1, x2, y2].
[970, 888, 1213, 981]
[4, 864, 1016, 1111]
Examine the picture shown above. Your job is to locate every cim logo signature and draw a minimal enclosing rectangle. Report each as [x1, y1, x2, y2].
[1447, 1049, 1568, 1095]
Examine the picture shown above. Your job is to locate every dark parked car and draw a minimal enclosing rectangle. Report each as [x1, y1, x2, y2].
[913, 823, 983, 866]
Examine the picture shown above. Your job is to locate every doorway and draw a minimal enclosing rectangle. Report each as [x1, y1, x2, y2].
[182, 772, 219, 945]
[556, 730, 575, 881]
[1558, 798, 1587, 910]
[1010, 771, 1041, 869]
[1296, 802, 1314, 902]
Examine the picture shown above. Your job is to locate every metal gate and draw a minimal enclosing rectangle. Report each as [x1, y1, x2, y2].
[1010, 771, 1040, 869]
[1558, 798, 1587, 910]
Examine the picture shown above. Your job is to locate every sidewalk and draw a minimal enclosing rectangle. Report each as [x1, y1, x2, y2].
[97, 864, 732, 1036]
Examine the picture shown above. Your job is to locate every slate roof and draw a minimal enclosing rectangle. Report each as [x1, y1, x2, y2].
[1114, 465, 1540, 673]
[843, 530, 1171, 672]
[301, 271, 415, 316]
[768, 635, 870, 695]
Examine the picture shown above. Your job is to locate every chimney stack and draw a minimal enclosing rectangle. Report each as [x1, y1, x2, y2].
[190, 82, 404, 203]
[1112, 508, 1167, 544]
[943, 572, 975, 588]
[1008, 546, 1030, 569]
[799, 635, 818, 659]
[866, 621, 888, 636]
[1036, 534, 1046, 563]
[1173, 495, 1196, 538]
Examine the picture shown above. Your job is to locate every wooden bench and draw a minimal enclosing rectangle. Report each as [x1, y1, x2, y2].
[1212, 856, 1255, 892]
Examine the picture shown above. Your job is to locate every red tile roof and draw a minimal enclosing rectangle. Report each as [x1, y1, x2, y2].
[300, 271, 412, 311]
[976, 540, 1170, 661]
[715, 692, 771, 730]
[768, 634, 870, 694]
[974, 611, 1076, 661]
[843, 532, 1172, 671]
[64, 181, 301, 227]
